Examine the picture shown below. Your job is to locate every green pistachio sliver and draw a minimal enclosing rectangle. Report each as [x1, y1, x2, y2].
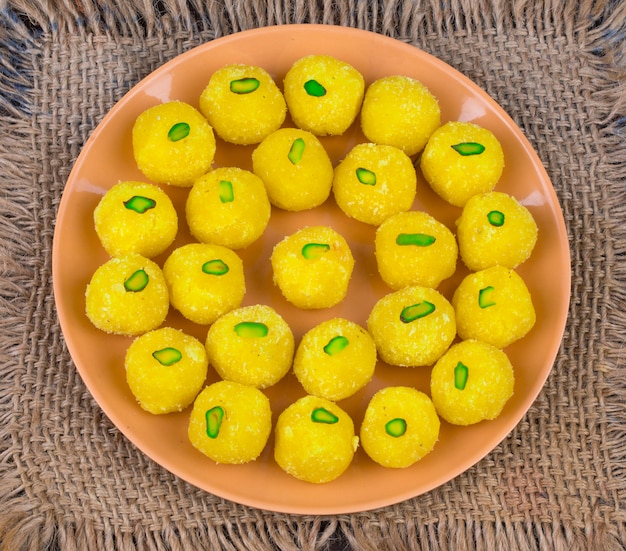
[301, 242, 330, 260]
[230, 77, 260, 94]
[385, 418, 407, 437]
[323, 335, 349, 356]
[454, 362, 469, 390]
[219, 180, 234, 203]
[487, 210, 505, 227]
[400, 301, 436, 323]
[288, 138, 306, 164]
[356, 167, 376, 186]
[478, 286, 496, 308]
[168, 122, 190, 142]
[234, 321, 269, 338]
[396, 233, 436, 247]
[152, 347, 182, 366]
[202, 259, 229, 276]
[451, 142, 486, 156]
[205, 406, 224, 439]
[123, 195, 156, 214]
[304, 79, 326, 97]
[124, 269, 149, 292]
[311, 407, 339, 424]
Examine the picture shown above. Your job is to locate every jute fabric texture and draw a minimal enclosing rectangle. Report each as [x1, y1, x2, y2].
[1, 1, 625, 549]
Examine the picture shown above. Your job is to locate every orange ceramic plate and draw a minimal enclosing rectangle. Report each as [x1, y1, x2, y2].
[52, 25, 570, 514]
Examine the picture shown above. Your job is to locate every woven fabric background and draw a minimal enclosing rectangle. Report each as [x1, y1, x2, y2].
[1, 0, 625, 549]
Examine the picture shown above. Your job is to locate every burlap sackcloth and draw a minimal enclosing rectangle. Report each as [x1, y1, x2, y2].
[1, 0, 625, 549]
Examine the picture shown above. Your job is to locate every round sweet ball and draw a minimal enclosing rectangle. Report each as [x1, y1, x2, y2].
[274, 395, 359, 483]
[333, 142, 417, 226]
[456, 191, 538, 271]
[188, 380, 272, 464]
[375, 210, 458, 290]
[199, 64, 287, 145]
[293, 318, 377, 401]
[452, 265, 536, 349]
[367, 285, 456, 367]
[163, 243, 245, 325]
[283, 54, 365, 136]
[252, 128, 333, 211]
[430, 339, 515, 425]
[85, 254, 169, 336]
[270, 226, 354, 309]
[125, 327, 208, 414]
[360, 386, 440, 468]
[206, 304, 295, 389]
[420, 121, 505, 207]
[94, 181, 178, 258]
[361, 75, 441, 156]
[132, 101, 216, 187]
[186, 167, 271, 250]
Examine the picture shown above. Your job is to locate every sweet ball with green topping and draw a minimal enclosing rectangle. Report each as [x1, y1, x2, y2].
[252, 128, 334, 211]
[186, 166, 271, 250]
[132, 101, 216, 187]
[367, 285, 456, 367]
[332, 142, 417, 226]
[188, 380, 272, 464]
[375, 210, 458, 290]
[430, 339, 515, 425]
[163, 243, 245, 325]
[360, 386, 440, 468]
[452, 265, 536, 349]
[93, 180, 178, 258]
[360, 75, 441, 156]
[456, 191, 538, 271]
[270, 226, 355, 309]
[274, 395, 359, 483]
[205, 304, 295, 389]
[125, 327, 208, 414]
[85, 254, 169, 336]
[199, 64, 287, 145]
[283, 54, 365, 136]
[420, 121, 505, 207]
[293, 318, 377, 401]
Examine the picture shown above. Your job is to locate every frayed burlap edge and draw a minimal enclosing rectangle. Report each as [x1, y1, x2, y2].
[585, 0, 626, 513]
[0, 12, 49, 551]
[1, 1, 625, 550]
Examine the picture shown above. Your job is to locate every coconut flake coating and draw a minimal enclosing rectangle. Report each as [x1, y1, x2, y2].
[456, 191, 538, 271]
[199, 64, 287, 145]
[333, 142, 417, 226]
[375, 210, 458, 290]
[430, 339, 515, 425]
[132, 101, 216, 187]
[163, 243, 245, 325]
[293, 318, 377, 401]
[274, 395, 358, 483]
[205, 304, 294, 389]
[360, 386, 440, 468]
[452, 265, 536, 348]
[252, 127, 334, 211]
[125, 327, 208, 414]
[367, 285, 456, 367]
[85, 254, 169, 336]
[186, 166, 271, 250]
[420, 121, 504, 207]
[270, 226, 354, 309]
[188, 380, 272, 464]
[94, 180, 178, 258]
[283, 54, 365, 136]
[361, 75, 441, 156]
